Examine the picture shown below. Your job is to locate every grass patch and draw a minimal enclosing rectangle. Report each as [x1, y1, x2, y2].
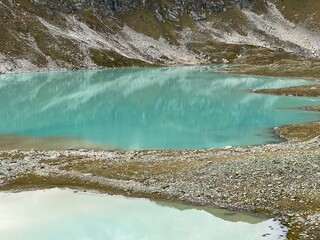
[254, 85, 320, 97]
[278, 122, 320, 141]
[0, 173, 172, 202]
[90, 49, 152, 68]
[275, 0, 320, 30]
[0, 152, 26, 159]
[222, 58, 320, 80]
[63, 157, 209, 183]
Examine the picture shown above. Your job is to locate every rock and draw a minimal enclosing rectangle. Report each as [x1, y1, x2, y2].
[189, 10, 206, 21]
[166, 8, 179, 22]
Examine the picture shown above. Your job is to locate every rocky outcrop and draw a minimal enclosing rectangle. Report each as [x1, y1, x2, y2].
[30, 0, 243, 19]
[31, 0, 137, 16]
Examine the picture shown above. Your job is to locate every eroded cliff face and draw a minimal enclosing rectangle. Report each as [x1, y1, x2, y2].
[0, 0, 319, 73]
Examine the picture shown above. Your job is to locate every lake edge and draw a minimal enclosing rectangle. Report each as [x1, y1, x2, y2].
[1, 130, 319, 239]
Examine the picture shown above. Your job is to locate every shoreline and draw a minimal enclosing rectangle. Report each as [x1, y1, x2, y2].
[0, 127, 319, 239]
[252, 85, 320, 97]
[219, 60, 320, 82]
[0, 62, 192, 75]
[1, 60, 320, 81]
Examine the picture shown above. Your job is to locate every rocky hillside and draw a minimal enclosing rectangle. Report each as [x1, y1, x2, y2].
[0, 0, 320, 73]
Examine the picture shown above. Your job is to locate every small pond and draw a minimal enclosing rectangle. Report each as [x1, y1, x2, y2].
[0, 188, 287, 240]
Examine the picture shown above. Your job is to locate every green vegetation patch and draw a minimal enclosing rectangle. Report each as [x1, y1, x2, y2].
[254, 85, 320, 97]
[0, 173, 125, 195]
[0, 152, 26, 159]
[90, 49, 152, 67]
[275, 0, 320, 30]
[0, 173, 171, 202]
[222, 58, 320, 80]
[33, 27, 84, 67]
[63, 157, 209, 183]
[278, 122, 320, 141]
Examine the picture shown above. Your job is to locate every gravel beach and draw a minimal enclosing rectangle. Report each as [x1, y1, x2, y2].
[0, 127, 319, 240]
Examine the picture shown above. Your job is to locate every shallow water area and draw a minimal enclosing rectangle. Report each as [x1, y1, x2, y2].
[0, 188, 287, 240]
[0, 66, 319, 149]
[0, 134, 111, 150]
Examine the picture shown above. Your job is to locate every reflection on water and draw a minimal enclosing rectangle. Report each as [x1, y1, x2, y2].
[0, 188, 287, 240]
[0, 66, 319, 149]
[0, 134, 112, 150]
[156, 200, 264, 224]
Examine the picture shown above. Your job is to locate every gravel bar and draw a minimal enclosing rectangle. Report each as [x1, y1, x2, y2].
[0, 134, 319, 239]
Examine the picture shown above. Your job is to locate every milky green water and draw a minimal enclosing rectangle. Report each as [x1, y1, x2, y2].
[0, 66, 319, 149]
[0, 189, 287, 240]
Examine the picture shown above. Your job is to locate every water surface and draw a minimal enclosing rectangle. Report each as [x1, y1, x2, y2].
[0, 66, 319, 149]
[0, 188, 287, 240]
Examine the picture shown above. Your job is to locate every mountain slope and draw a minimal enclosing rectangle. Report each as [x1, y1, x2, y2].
[0, 0, 319, 73]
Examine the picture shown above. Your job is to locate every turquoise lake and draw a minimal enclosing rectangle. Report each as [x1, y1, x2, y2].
[0, 188, 287, 240]
[0, 66, 319, 149]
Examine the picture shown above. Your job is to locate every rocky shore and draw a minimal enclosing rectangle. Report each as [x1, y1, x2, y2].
[0, 126, 319, 239]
